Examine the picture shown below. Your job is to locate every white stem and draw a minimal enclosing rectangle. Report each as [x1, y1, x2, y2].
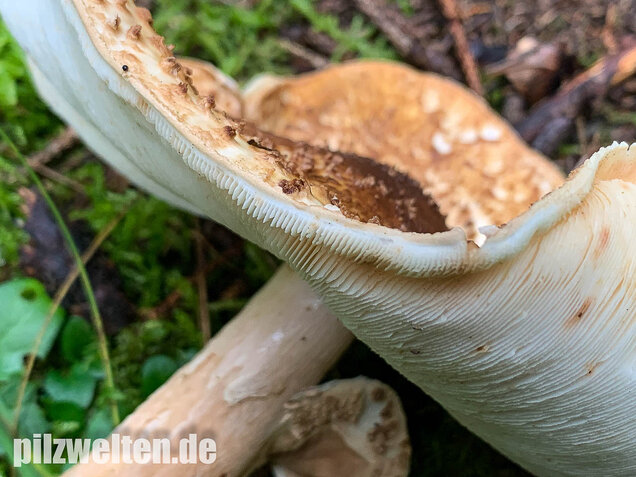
[64, 266, 353, 477]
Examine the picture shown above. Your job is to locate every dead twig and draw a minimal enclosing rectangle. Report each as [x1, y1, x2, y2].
[437, 0, 483, 94]
[516, 40, 636, 155]
[602, 5, 619, 55]
[34, 164, 86, 194]
[280, 24, 340, 59]
[354, 0, 414, 58]
[278, 38, 328, 70]
[140, 288, 182, 321]
[353, 0, 460, 79]
[28, 127, 77, 168]
[20, 127, 84, 192]
[141, 232, 242, 321]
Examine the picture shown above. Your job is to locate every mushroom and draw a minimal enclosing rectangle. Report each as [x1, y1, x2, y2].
[6, 4, 440, 474]
[241, 61, 564, 241]
[63, 266, 357, 476]
[267, 377, 410, 477]
[4, 1, 635, 476]
[242, 67, 636, 475]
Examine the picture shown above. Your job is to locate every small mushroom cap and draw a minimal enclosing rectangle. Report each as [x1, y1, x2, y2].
[243, 62, 564, 240]
[268, 377, 410, 477]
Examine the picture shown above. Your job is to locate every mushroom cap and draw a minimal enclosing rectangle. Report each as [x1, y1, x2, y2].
[308, 143, 636, 477]
[18, 0, 447, 237]
[242, 62, 564, 240]
[47, 0, 568, 275]
[5, 1, 636, 475]
[268, 377, 410, 477]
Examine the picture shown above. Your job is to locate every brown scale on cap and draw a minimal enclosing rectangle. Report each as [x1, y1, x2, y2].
[202, 95, 216, 112]
[149, 34, 172, 57]
[135, 6, 152, 26]
[160, 56, 181, 76]
[177, 57, 243, 118]
[223, 125, 236, 138]
[279, 178, 306, 195]
[183, 72, 197, 90]
[176, 82, 188, 95]
[126, 24, 141, 40]
[108, 15, 120, 31]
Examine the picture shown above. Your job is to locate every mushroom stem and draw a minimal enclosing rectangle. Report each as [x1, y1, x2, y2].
[64, 266, 353, 477]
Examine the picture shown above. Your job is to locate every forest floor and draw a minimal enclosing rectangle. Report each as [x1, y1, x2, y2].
[1, 0, 635, 475]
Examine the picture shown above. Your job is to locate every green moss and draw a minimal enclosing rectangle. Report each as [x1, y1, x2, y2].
[110, 317, 201, 417]
[153, 0, 293, 81]
[0, 18, 61, 271]
[0, 165, 28, 270]
[290, 0, 397, 61]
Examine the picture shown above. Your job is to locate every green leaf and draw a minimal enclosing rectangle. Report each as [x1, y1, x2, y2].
[0, 374, 38, 409]
[0, 279, 64, 380]
[41, 401, 85, 428]
[0, 400, 43, 477]
[0, 68, 17, 107]
[60, 316, 96, 363]
[83, 408, 113, 441]
[43, 367, 97, 409]
[18, 403, 50, 438]
[141, 355, 178, 398]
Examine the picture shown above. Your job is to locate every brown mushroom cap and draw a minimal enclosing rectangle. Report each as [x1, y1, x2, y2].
[242, 62, 565, 239]
[174, 56, 565, 241]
